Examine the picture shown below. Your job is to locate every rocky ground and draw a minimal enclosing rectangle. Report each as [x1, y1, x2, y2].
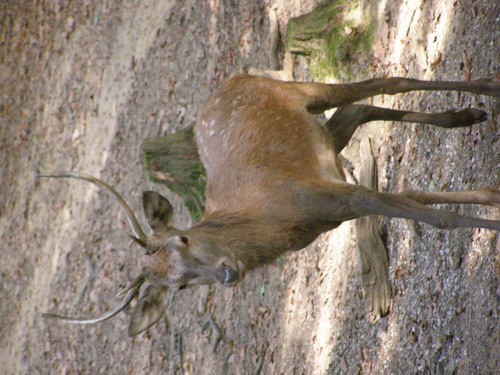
[1, 0, 498, 374]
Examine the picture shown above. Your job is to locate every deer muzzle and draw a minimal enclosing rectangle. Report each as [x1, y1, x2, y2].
[218, 263, 239, 285]
[215, 258, 246, 286]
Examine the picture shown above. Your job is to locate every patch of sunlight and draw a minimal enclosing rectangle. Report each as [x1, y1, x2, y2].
[310, 221, 354, 374]
[33, 203, 77, 318]
[373, 312, 402, 370]
[209, 0, 219, 48]
[324, 76, 339, 119]
[377, 0, 388, 26]
[464, 228, 497, 276]
[127, 1, 175, 63]
[343, 2, 364, 26]
[392, 0, 454, 77]
[423, 0, 453, 79]
[392, 0, 423, 66]
[279, 221, 354, 374]
[279, 250, 313, 366]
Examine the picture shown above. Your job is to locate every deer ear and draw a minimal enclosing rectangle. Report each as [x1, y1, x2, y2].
[143, 191, 174, 233]
[128, 285, 168, 336]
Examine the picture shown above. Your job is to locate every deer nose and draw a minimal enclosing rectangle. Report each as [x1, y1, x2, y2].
[216, 263, 239, 286]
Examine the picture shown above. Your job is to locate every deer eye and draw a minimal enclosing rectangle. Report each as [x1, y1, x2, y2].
[178, 284, 187, 290]
[180, 236, 189, 245]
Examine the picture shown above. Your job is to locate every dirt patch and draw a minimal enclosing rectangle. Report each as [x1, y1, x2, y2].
[1, 0, 498, 374]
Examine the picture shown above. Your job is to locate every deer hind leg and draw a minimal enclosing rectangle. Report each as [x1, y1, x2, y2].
[290, 77, 499, 113]
[398, 189, 500, 209]
[326, 104, 488, 152]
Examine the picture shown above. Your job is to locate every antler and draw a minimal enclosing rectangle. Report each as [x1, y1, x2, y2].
[41, 275, 145, 325]
[36, 171, 148, 244]
[37, 171, 172, 334]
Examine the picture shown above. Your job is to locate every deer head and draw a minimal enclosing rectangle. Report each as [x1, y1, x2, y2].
[39, 171, 244, 336]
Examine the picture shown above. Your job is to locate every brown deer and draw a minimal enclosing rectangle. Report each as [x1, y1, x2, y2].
[40, 74, 500, 336]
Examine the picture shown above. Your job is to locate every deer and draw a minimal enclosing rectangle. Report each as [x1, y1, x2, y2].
[40, 74, 500, 336]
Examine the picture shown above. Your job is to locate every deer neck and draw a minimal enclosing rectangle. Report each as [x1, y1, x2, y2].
[192, 213, 330, 271]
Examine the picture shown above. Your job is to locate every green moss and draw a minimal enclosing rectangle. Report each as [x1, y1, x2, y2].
[287, 0, 375, 81]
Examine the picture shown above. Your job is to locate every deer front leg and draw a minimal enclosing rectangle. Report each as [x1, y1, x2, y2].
[325, 104, 488, 152]
[291, 78, 499, 113]
[350, 188, 500, 231]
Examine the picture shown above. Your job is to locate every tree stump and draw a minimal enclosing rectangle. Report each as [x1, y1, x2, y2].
[286, 0, 346, 56]
[355, 138, 391, 320]
[286, 0, 372, 79]
[142, 128, 206, 222]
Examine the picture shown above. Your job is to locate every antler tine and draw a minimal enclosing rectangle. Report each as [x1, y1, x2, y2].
[116, 274, 146, 298]
[41, 276, 145, 325]
[37, 171, 148, 244]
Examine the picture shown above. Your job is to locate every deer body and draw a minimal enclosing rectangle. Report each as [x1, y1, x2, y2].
[192, 74, 500, 270]
[40, 74, 500, 336]
[194, 75, 349, 270]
